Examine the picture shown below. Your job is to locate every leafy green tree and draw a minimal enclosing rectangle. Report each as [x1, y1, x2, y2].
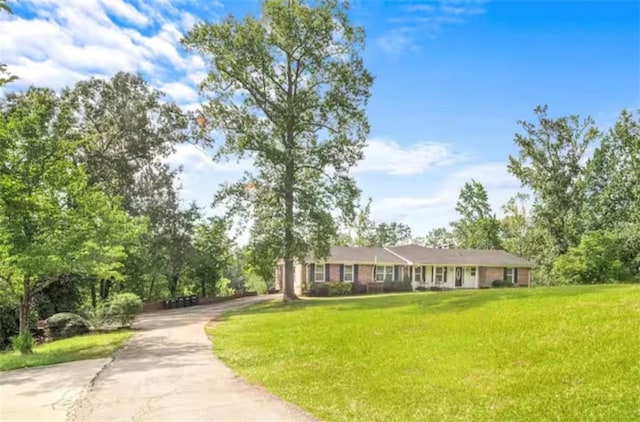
[372, 222, 412, 247]
[245, 224, 281, 292]
[500, 193, 530, 256]
[583, 109, 640, 231]
[508, 105, 599, 257]
[64, 73, 194, 301]
[552, 231, 632, 285]
[183, 0, 373, 300]
[451, 180, 502, 249]
[0, 88, 139, 341]
[419, 227, 456, 248]
[192, 217, 233, 297]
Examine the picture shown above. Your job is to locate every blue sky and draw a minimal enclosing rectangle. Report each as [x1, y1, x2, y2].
[1, 0, 639, 239]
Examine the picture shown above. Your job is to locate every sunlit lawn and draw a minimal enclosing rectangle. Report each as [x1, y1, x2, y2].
[211, 285, 640, 421]
[0, 330, 132, 371]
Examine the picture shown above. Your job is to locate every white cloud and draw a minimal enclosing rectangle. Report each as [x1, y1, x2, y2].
[166, 144, 253, 174]
[0, 0, 210, 92]
[355, 138, 462, 175]
[377, 0, 487, 55]
[161, 82, 199, 103]
[368, 162, 522, 235]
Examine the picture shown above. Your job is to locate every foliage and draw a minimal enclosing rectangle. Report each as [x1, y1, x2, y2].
[0, 330, 132, 371]
[0, 88, 142, 336]
[106, 293, 143, 327]
[383, 280, 413, 292]
[416, 227, 456, 248]
[508, 105, 599, 258]
[491, 279, 513, 288]
[451, 180, 502, 249]
[216, 278, 236, 297]
[583, 109, 640, 231]
[0, 304, 18, 350]
[183, 0, 373, 300]
[10, 332, 34, 355]
[305, 281, 352, 296]
[552, 231, 633, 285]
[192, 217, 233, 297]
[33, 274, 84, 320]
[211, 285, 640, 421]
[45, 313, 90, 341]
[338, 198, 412, 247]
[415, 286, 428, 292]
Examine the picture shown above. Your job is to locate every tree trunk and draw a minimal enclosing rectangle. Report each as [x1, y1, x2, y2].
[18, 278, 31, 338]
[283, 160, 298, 301]
[90, 282, 97, 309]
[201, 279, 206, 297]
[169, 273, 179, 297]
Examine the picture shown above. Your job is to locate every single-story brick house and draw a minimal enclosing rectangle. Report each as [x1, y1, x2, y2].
[275, 244, 536, 295]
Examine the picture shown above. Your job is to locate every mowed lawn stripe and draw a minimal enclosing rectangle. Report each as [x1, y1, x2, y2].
[211, 285, 640, 421]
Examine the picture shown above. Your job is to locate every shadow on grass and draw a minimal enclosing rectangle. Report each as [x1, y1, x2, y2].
[221, 284, 637, 320]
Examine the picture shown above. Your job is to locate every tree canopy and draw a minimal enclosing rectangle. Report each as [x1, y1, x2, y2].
[183, 0, 373, 299]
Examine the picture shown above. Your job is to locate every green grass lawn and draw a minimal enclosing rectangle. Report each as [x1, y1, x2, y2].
[0, 330, 132, 371]
[211, 285, 640, 421]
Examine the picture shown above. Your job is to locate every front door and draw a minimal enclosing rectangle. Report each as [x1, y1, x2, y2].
[455, 267, 463, 287]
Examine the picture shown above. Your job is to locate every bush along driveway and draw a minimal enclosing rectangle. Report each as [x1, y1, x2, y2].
[69, 295, 315, 422]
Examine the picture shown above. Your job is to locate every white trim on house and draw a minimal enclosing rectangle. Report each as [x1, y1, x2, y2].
[314, 264, 325, 282]
[383, 247, 413, 265]
[374, 265, 394, 282]
[343, 264, 354, 282]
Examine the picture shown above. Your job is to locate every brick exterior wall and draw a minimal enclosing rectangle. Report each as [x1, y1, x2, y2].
[515, 268, 530, 287]
[479, 266, 531, 288]
[355, 264, 374, 284]
[329, 264, 341, 282]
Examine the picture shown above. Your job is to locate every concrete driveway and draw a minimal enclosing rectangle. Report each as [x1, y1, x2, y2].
[0, 358, 111, 422]
[69, 295, 315, 421]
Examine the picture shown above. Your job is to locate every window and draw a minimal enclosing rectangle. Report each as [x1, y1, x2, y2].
[470, 267, 476, 277]
[344, 265, 354, 282]
[375, 265, 394, 282]
[414, 266, 423, 282]
[314, 264, 325, 282]
[435, 267, 445, 284]
[505, 268, 514, 284]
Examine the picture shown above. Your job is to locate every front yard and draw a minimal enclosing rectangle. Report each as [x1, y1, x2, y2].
[0, 330, 132, 371]
[211, 285, 640, 421]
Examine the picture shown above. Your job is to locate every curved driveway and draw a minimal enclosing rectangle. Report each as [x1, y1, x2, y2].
[69, 296, 314, 422]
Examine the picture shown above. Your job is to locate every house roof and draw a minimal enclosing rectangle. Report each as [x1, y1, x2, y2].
[388, 244, 536, 267]
[309, 246, 409, 264]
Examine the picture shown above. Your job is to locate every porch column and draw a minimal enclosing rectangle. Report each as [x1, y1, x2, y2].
[476, 266, 479, 288]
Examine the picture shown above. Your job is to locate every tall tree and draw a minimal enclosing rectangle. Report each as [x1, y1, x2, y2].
[64, 72, 188, 216]
[372, 222, 412, 247]
[508, 105, 599, 257]
[183, 0, 373, 300]
[420, 227, 456, 248]
[583, 109, 640, 230]
[65, 72, 193, 301]
[0, 1, 17, 87]
[192, 217, 233, 297]
[451, 180, 502, 249]
[0, 89, 139, 340]
[500, 193, 530, 257]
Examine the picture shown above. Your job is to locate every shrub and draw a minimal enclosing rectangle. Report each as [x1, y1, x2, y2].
[0, 304, 19, 350]
[415, 286, 428, 292]
[491, 279, 513, 288]
[107, 293, 143, 327]
[552, 231, 633, 285]
[305, 282, 352, 297]
[45, 312, 90, 340]
[327, 282, 352, 296]
[383, 280, 413, 292]
[10, 332, 35, 354]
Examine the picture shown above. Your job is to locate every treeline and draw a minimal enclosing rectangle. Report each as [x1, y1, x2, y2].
[0, 73, 270, 347]
[415, 106, 640, 285]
